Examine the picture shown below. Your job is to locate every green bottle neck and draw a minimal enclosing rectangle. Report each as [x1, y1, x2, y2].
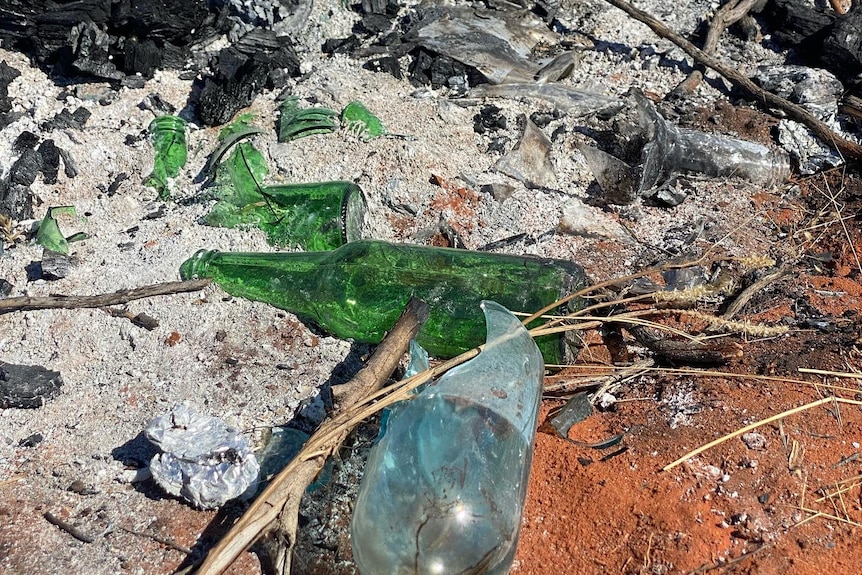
[180, 248, 337, 325]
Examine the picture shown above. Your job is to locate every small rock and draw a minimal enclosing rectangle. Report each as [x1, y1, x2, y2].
[40, 249, 71, 280]
[18, 432, 43, 447]
[742, 432, 768, 451]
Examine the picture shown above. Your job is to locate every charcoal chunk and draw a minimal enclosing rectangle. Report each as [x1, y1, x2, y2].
[0, 60, 21, 129]
[123, 38, 162, 77]
[41, 107, 91, 131]
[322, 36, 360, 55]
[197, 45, 300, 126]
[0, 182, 33, 220]
[40, 249, 70, 280]
[359, 14, 392, 35]
[363, 56, 402, 78]
[37, 140, 61, 184]
[13, 130, 39, 152]
[823, 6, 862, 79]
[0, 362, 63, 409]
[9, 148, 42, 187]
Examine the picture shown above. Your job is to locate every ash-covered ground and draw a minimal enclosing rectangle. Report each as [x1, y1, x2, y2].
[0, 0, 856, 573]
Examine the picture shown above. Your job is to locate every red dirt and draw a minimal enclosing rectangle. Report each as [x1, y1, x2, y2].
[513, 167, 862, 575]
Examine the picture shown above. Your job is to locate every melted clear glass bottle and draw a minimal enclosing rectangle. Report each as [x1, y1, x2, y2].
[350, 301, 544, 574]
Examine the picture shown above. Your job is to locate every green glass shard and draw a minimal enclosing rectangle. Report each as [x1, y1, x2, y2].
[277, 97, 338, 142]
[205, 180, 367, 251]
[214, 141, 270, 206]
[143, 115, 188, 200]
[35, 206, 86, 254]
[341, 101, 387, 141]
[202, 113, 367, 250]
[217, 113, 259, 141]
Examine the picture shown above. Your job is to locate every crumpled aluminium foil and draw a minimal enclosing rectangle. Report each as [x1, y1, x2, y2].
[144, 403, 259, 509]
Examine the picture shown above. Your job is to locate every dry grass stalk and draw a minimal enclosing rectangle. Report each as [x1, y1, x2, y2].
[811, 172, 862, 276]
[799, 367, 862, 380]
[662, 397, 862, 471]
[0, 213, 24, 245]
[788, 439, 805, 476]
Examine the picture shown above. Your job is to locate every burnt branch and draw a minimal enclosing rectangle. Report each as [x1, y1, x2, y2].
[0, 279, 211, 314]
[601, 0, 862, 164]
[195, 297, 430, 575]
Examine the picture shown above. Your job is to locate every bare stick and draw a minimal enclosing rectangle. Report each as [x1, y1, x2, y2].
[195, 298, 430, 575]
[672, 0, 760, 95]
[600, 0, 862, 163]
[0, 279, 212, 314]
[44, 511, 95, 544]
[116, 525, 193, 555]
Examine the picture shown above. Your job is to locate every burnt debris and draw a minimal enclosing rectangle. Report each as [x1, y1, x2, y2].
[0, 361, 63, 409]
[0, 60, 21, 130]
[0, 0, 305, 126]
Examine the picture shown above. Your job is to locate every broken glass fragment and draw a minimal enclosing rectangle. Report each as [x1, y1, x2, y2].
[277, 97, 338, 142]
[470, 82, 622, 118]
[205, 116, 366, 250]
[408, 4, 565, 84]
[495, 115, 557, 188]
[341, 101, 387, 140]
[35, 206, 86, 255]
[205, 180, 367, 250]
[143, 115, 187, 200]
[351, 301, 543, 575]
[576, 143, 639, 204]
[542, 392, 592, 438]
[581, 93, 791, 204]
[636, 92, 790, 191]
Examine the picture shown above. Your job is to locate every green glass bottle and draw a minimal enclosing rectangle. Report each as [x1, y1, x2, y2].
[144, 115, 188, 200]
[179, 240, 587, 364]
[204, 181, 367, 251]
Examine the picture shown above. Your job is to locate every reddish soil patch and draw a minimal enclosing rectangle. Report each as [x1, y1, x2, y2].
[514, 169, 862, 575]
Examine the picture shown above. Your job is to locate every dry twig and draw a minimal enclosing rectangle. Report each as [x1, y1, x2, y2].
[195, 298, 429, 575]
[43, 511, 95, 544]
[0, 279, 212, 314]
[672, 0, 761, 96]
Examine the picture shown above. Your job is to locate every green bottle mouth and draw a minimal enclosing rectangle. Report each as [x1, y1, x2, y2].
[148, 115, 187, 134]
[180, 249, 218, 280]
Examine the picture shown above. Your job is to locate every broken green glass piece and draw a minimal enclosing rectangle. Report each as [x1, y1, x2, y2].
[205, 115, 365, 250]
[144, 115, 187, 200]
[214, 141, 269, 207]
[35, 206, 86, 254]
[277, 97, 338, 142]
[341, 101, 387, 140]
[217, 112, 259, 140]
[205, 180, 367, 251]
[201, 126, 266, 181]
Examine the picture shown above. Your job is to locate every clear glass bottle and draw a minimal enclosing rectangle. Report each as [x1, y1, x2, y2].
[350, 301, 544, 574]
[179, 240, 586, 363]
